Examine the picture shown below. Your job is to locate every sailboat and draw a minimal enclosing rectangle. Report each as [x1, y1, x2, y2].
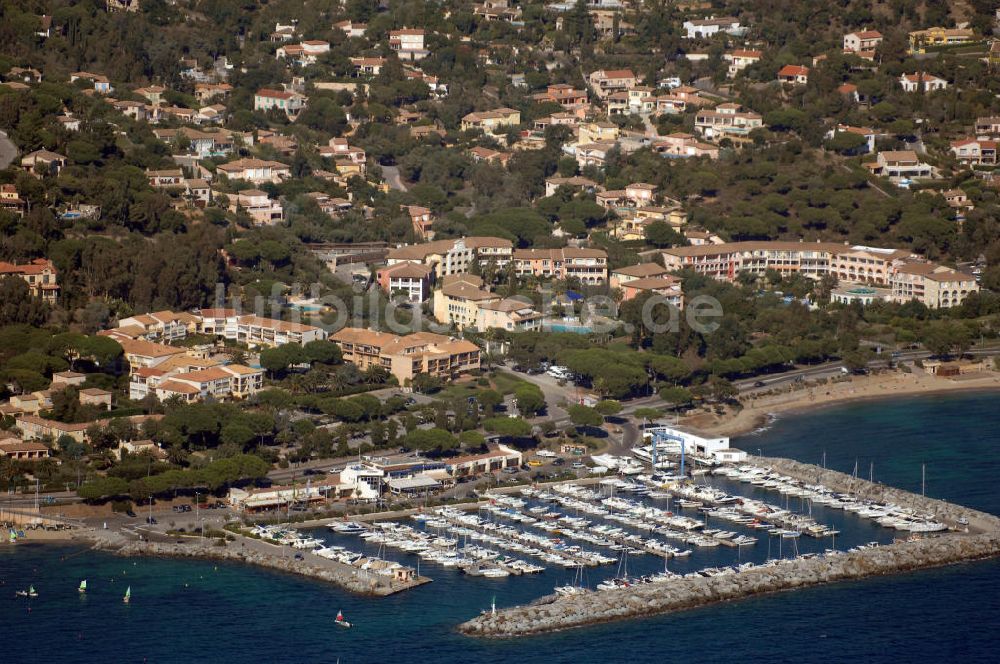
[335, 609, 351, 628]
[123, 586, 131, 604]
[16, 585, 38, 598]
[78, 580, 87, 594]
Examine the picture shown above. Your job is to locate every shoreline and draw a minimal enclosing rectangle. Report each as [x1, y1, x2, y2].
[682, 370, 1000, 438]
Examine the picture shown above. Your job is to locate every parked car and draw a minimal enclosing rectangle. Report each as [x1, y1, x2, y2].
[552, 458, 565, 466]
[753, 380, 766, 388]
[572, 462, 585, 469]
[146, 517, 157, 525]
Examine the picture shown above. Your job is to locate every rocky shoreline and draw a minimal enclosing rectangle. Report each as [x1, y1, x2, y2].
[459, 456, 1000, 638]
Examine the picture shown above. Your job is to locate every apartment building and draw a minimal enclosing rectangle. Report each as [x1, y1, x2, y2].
[113, 311, 199, 342]
[15, 415, 90, 444]
[233, 315, 327, 347]
[108, 337, 187, 372]
[511, 247, 608, 284]
[619, 276, 685, 307]
[377, 262, 433, 303]
[662, 242, 979, 308]
[663, 241, 859, 282]
[386, 237, 513, 278]
[0, 258, 59, 303]
[432, 275, 500, 330]
[481, 297, 543, 332]
[610, 263, 672, 289]
[330, 328, 481, 384]
[0, 438, 51, 461]
[890, 263, 980, 309]
[148, 365, 264, 403]
[187, 309, 326, 347]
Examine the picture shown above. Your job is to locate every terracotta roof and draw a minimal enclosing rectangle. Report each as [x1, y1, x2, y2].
[613, 263, 671, 278]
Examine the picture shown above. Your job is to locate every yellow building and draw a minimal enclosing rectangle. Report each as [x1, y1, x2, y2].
[460, 108, 521, 136]
[908, 27, 975, 52]
[330, 328, 481, 385]
[432, 275, 497, 330]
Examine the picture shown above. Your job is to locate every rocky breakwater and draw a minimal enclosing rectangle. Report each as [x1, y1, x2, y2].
[459, 532, 1000, 637]
[762, 457, 1000, 533]
[101, 534, 430, 596]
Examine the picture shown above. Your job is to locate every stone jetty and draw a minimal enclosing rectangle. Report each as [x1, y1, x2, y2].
[459, 456, 1000, 637]
[92, 531, 431, 596]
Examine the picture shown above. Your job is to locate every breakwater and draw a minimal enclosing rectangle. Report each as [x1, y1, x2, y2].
[459, 532, 1000, 637]
[459, 456, 1000, 637]
[92, 531, 431, 596]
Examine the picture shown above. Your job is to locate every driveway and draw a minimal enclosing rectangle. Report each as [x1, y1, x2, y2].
[381, 164, 408, 192]
[0, 130, 17, 170]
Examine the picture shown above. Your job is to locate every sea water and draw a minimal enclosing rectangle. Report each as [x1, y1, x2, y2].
[2, 391, 998, 663]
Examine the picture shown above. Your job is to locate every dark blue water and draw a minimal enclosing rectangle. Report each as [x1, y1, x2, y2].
[2, 392, 999, 663]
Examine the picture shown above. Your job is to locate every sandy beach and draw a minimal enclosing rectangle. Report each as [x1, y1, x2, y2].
[683, 369, 1000, 438]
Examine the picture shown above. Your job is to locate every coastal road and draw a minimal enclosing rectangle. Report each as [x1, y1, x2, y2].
[734, 345, 1000, 395]
[0, 130, 17, 170]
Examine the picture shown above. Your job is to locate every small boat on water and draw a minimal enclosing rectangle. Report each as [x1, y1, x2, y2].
[335, 610, 351, 628]
[123, 586, 131, 604]
[78, 580, 87, 594]
[15, 585, 38, 598]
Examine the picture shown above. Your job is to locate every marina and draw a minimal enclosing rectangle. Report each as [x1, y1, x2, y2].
[303, 456, 965, 597]
[4, 393, 1000, 663]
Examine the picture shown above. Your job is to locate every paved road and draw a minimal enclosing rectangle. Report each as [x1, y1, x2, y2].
[734, 345, 1000, 396]
[381, 164, 408, 192]
[0, 130, 17, 170]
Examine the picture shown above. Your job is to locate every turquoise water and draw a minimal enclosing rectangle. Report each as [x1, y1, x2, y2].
[2, 391, 999, 663]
